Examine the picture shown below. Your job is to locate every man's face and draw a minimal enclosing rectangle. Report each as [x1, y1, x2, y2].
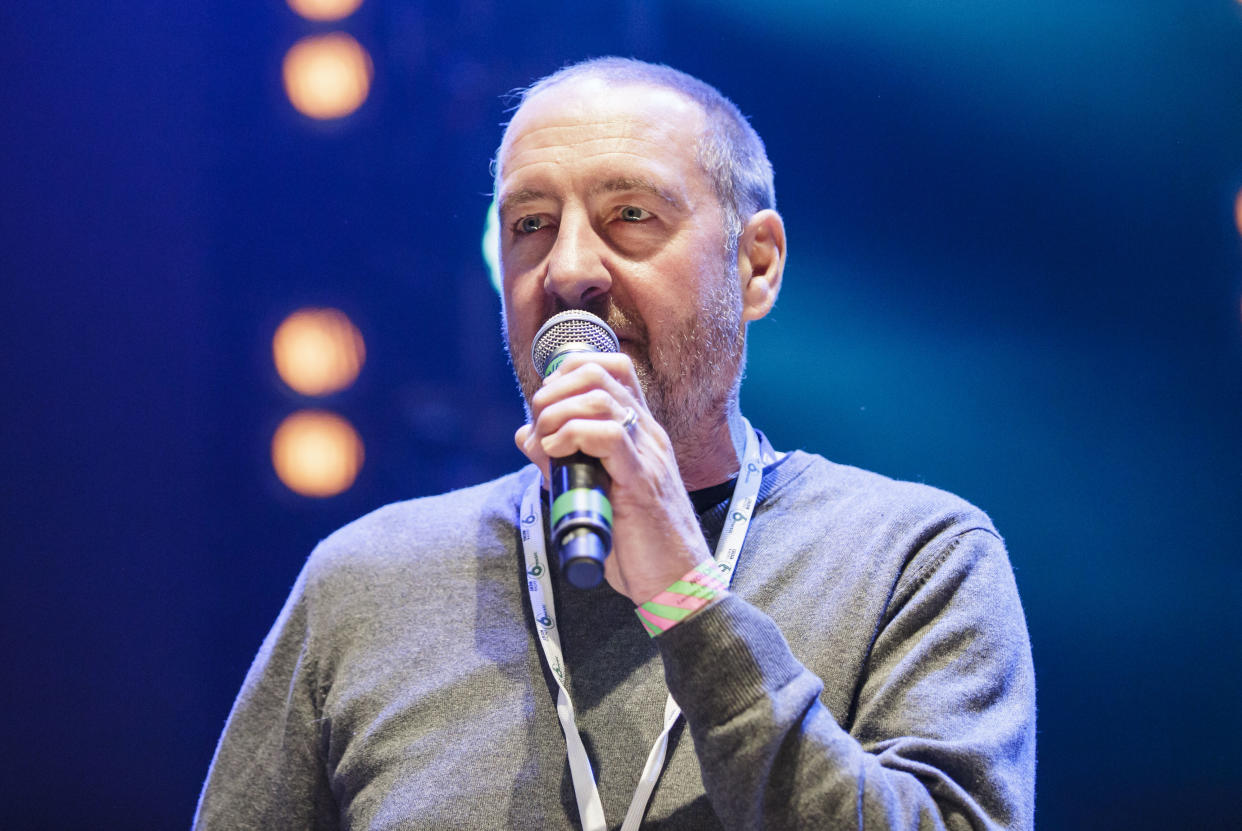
[495, 78, 745, 445]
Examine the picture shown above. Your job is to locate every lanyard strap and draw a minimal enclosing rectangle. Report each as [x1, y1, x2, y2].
[519, 420, 763, 831]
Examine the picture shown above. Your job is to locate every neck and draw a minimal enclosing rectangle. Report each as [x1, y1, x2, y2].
[674, 407, 747, 491]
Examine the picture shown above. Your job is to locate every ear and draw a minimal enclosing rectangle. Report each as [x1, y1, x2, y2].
[736, 209, 785, 323]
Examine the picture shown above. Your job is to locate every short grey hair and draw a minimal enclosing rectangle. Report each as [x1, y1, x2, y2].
[495, 57, 775, 253]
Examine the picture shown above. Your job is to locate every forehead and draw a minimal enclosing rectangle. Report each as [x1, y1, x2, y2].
[496, 78, 708, 196]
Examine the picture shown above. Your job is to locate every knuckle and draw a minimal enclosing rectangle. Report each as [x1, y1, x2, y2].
[579, 361, 609, 383]
[529, 385, 552, 411]
[586, 388, 613, 411]
[532, 406, 558, 435]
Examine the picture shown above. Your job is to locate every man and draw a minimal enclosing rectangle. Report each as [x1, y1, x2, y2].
[196, 58, 1035, 829]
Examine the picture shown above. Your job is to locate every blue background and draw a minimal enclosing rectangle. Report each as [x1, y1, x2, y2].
[3, 1, 1240, 827]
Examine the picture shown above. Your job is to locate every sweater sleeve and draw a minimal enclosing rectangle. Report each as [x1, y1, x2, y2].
[655, 528, 1036, 830]
[193, 561, 339, 831]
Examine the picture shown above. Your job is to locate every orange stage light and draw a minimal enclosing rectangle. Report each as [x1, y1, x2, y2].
[271, 410, 364, 497]
[282, 33, 373, 120]
[287, 0, 364, 22]
[273, 307, 365, 396]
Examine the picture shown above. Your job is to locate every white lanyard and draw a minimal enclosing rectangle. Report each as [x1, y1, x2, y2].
[519, 420, 764, 831]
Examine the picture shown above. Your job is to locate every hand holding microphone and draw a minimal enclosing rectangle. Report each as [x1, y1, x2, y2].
[519, 309, 713, 601]
[529, 310, 621, 589]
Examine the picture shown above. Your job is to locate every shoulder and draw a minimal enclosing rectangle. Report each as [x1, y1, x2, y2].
[773, 450, 999, 538]
[762, 450, 1008, 597]
[300, 466, 538, 597]
[752, 452, 1026, 661]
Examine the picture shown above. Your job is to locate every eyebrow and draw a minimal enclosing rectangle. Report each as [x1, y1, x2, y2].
[496, 188, 547, 220]
[497, 177, 687, 220]
[590, 177, 686, 211]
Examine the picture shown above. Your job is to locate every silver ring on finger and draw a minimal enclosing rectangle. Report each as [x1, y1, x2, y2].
[620, 406, 639, 435]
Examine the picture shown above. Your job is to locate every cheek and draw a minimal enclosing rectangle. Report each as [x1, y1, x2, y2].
[500, 256, 535, 312]
[501, 298, 533, 354]
[501, 242, 551, 301]
[501, 277, 548, 364]
[502, 232, 554, 275]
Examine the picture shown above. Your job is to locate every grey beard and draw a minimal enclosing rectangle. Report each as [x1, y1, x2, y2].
[640, 292, 745, 450]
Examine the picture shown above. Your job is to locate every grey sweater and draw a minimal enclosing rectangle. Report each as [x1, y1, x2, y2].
[195, 450, 1035, 829]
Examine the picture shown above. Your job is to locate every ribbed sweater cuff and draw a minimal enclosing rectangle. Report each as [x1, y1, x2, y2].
[655, 592, 805, 725]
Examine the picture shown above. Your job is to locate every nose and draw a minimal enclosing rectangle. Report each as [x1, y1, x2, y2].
[544, 212, 611, 308]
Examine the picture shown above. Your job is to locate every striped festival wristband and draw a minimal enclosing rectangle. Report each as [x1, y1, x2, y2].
[635, 560, 729, 637]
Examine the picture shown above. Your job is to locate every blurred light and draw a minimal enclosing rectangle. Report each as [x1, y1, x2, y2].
[287, 0, 364, 22]
[271, 410, 364, 497]
[483, 197, 501, 294]
[282, 33, 373, 120]
[273, 307, 365, 396]
[1235, 187, 1242, 238]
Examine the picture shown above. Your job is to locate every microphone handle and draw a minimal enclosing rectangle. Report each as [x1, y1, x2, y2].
[549, 452, 613, 589]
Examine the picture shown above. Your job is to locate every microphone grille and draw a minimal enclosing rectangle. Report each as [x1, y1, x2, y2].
[531, 310, 620, 376]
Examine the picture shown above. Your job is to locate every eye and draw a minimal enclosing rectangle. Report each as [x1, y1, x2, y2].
[515, 215, 547, 234]
[618, 205, 651, 222]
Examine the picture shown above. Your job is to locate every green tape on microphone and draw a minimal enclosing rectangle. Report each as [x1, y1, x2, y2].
[544, 353, 569, 376]
[550, 488, 613, 528]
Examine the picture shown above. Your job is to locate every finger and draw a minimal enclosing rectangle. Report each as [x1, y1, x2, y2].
[539, 416, 648, 484]
[532, 387, 631, 444]
[540, 352, 646, 406]
[521, 357, 643, 483]
[529, 362, 642, 430]
[513, 422, 551, 482]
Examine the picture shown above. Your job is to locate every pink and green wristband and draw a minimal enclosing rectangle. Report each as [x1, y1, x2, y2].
[635, 561, 730, 637]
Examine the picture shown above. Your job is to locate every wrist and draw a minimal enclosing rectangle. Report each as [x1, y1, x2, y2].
[634, 561, 729, 637]
[629, 551, 712, 606]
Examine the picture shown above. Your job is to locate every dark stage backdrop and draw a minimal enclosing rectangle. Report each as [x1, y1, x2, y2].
[3, 1, 1240, 827]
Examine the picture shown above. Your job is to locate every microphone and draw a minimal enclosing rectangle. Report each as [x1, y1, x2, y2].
[530, 310, 621, 589]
